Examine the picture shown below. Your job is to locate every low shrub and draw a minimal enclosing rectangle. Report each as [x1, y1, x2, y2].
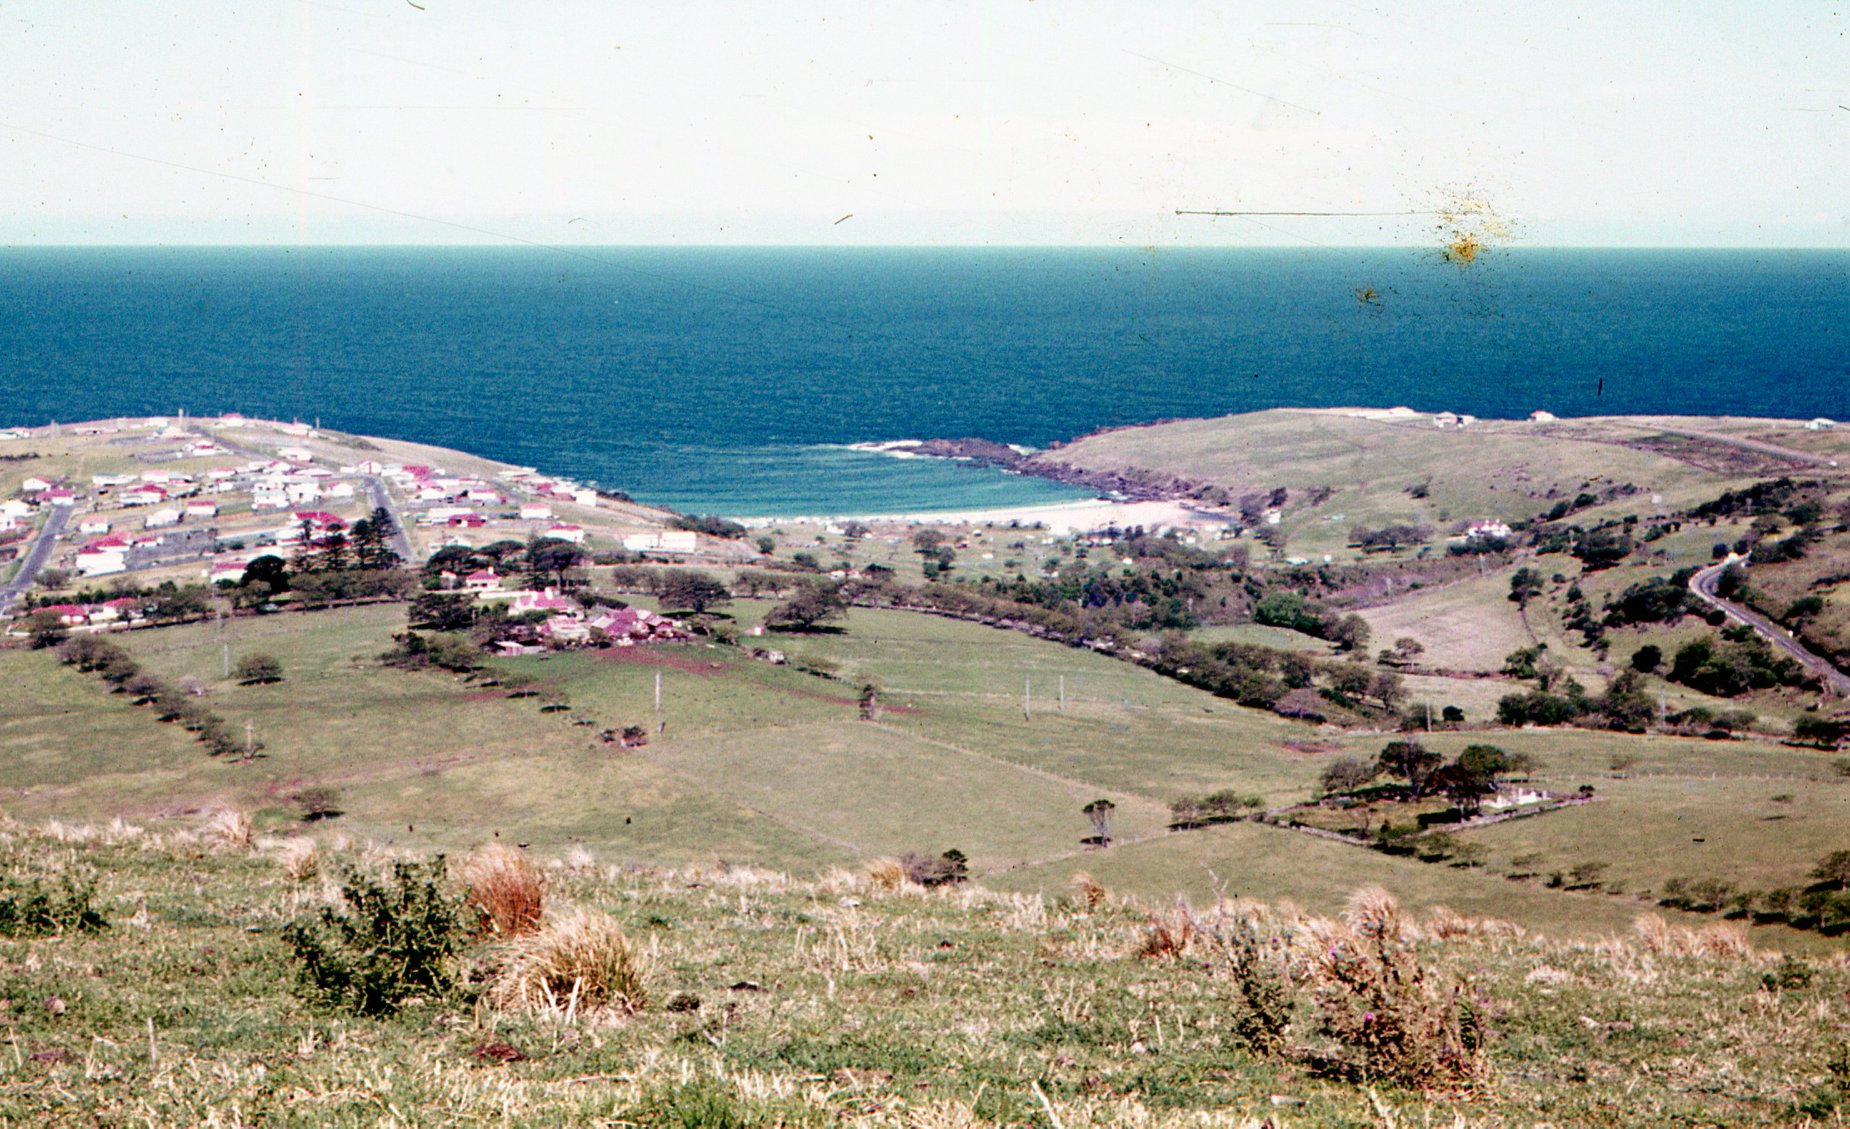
[283, 859, 464, 1016]
[1297, 888, 1490, 1091]
[0, 872, 108, 937]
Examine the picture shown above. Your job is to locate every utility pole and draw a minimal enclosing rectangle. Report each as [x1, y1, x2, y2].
[222, 642, 230, 679]
[655, 670, 664, 737]
[1024, 675, 1031, 722]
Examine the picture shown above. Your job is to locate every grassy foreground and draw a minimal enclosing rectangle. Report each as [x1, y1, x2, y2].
[1, 816, 1847, 1127]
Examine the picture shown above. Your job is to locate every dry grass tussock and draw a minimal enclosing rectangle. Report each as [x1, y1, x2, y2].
[1136, 897, 1201, 960]
[487, 906, 649, 1020]
[1422, 905, 1525, 943]
[458, 843, 544, 937]
[862, 857, 909, 893]
[273, 837, 319, 883]
[1629, 914, 1764, 963]
[203, 806, 254, 852]
[1071, 870, 1108, 910]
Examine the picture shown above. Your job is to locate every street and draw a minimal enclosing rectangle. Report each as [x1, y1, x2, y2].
[1687, 559, 1850, 696]
[0, 503, 71, 613]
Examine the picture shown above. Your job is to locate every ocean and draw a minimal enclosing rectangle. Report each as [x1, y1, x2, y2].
[1, 247, 1845, 516]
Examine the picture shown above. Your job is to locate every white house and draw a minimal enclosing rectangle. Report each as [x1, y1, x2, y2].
[42, 488, 76, 507]
[77, 516, 111, 536]
[1529, 410, 1558, 422]
[1809, 418, 1837, 431]
[20, 476, 53, 493]
[118, 485, 168, 507]
[143, 506, 182, 529]
[184, 500, 219, 519]
[76, 536, 130, 577]
[518, 502, 553, 521]
[621, 530, 697, 554]
[0, 499, 32, 519]
[544, 523, 586, 544]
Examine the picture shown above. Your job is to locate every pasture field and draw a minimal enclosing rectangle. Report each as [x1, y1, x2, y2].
[1354, 567, 1533, 673]
[5, 600, 1843, 951]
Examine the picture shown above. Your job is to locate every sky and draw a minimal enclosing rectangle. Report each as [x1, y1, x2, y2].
[1, 2, 1845, 246]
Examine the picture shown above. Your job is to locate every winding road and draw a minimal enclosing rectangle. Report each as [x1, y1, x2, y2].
[1687, 558, 1850, 696]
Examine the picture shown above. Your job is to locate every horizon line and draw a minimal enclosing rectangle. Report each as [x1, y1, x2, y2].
[2, 242, 1846, 252]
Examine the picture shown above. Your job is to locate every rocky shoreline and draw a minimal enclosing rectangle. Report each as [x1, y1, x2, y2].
[906, 436, 1221, 505]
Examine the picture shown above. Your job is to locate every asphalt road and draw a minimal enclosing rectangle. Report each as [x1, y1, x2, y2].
[1688, 559, 1850, 696]
[0, 504, 71, 613]
[360, 475, 415, 564]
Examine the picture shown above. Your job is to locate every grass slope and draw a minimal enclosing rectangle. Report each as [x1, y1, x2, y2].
[0, 821, 1844, 1126]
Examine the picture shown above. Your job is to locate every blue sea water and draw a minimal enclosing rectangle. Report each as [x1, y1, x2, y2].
[0, 247, 1845, 516]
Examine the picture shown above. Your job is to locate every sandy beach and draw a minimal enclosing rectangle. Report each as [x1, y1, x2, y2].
[741, 497, 1229, 535]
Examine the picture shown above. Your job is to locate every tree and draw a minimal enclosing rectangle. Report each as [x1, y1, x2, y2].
[525, 537, 586, 588]
[1793, 714, 1845, 749]
[350, 507, 402, 570]
[1630, 644, 1663, 673]
[23, 609, 67, 649]
[1082, 799, 1117, 845]
[234, 653, 284, 685]
[1327, 612, 1370, 653]
[658, 573, 730, 615]
[911, 528, 947, 552]
[1370, 670, 1407, 710]
[409, 592, 480, 632]
[35, 568, 72, 590]
[755, 535, 775, 556]
[1376, 740, 1444, 797]
[1320, 757, 1378, 795]
[1381, 637, 1424, 666]
[1812, 850, 1850, 889]
[243, 554, 290, 596]
[1508, 567, 1544, 607]
[765, 582, 846, 632]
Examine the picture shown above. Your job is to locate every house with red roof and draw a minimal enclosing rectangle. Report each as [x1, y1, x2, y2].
[508, 588, 578, 616]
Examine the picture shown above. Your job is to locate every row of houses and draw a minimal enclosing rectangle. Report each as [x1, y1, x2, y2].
[32, 596, 152, 628]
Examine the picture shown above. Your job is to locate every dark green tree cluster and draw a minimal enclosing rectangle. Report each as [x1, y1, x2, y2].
[1665, 629, 1806, 697]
